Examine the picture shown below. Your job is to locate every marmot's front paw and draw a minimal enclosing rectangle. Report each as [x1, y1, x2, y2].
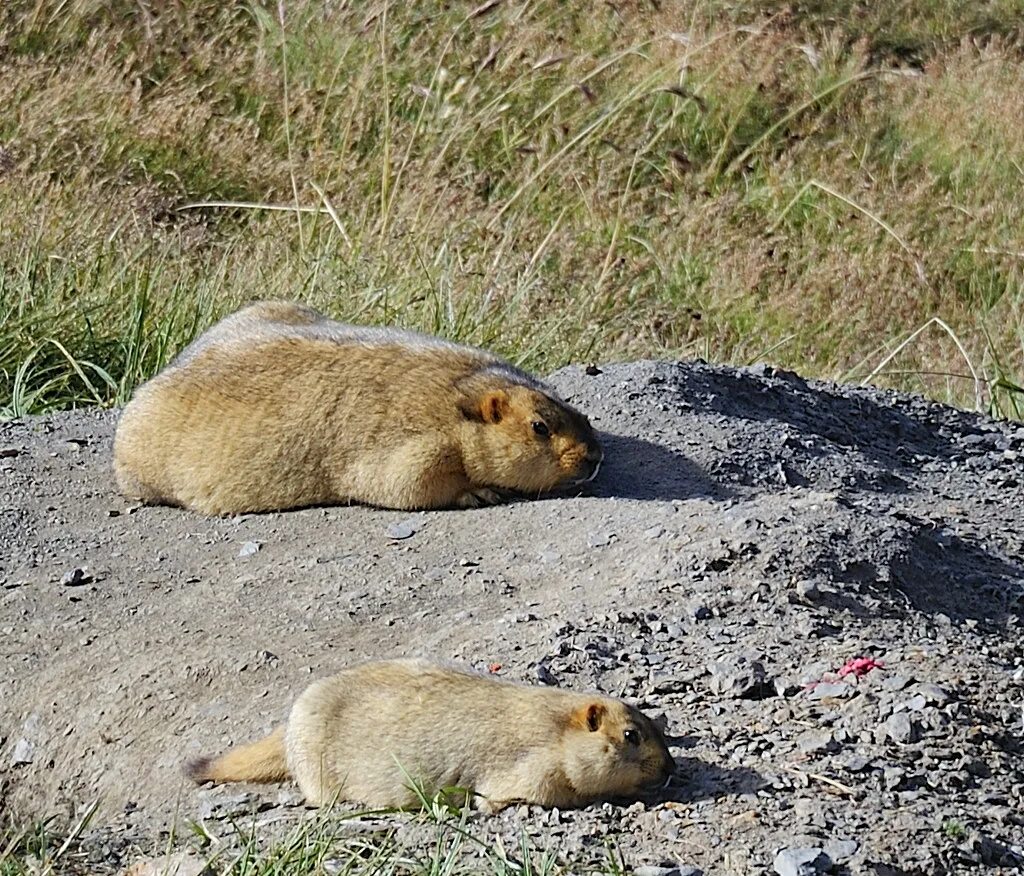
[456, 487, 505, 508]
[474, 795, 519, 814]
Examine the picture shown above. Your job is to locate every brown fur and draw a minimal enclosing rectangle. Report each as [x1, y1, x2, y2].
[114, 301, 603, 515]
[185, 659, 675, 812]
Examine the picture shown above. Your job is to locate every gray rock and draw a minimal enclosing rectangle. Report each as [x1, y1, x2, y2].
[122, 853, 207, 876]
[772, 847, 831, 876]
[902, 694, 928, 712]
[61, 567, 91, 586]
[535, 664, 558, 685]
[237, 541, 261, 557]
[796, 729, 836, 754]
[386, 518, 423, 540]
[915, 682, 953, 704]
[835, 752, 872, 772]
[689, 603, 712, 621]
[706, 655, 774, 699]
[807, 681, 853, 700]
[795, 579, 820, 599]
[877, 712, 917, 744]
[823, 839, 859, 862]
[9, 737, 34, 766]
[197, 790, 261, 820]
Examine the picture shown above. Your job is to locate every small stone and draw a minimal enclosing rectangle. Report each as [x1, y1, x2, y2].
[644, 525, 665, 540]
[197, 790, 260, 820]
[772, 847, 831, 876]
[835, 753, 871, 772]
[914, 683, 952, 705]
[633, 866, 680, 876]
[535, 664, 558, 685]
[689, 604, 712, 621]
[10, 738, 34, 766]
[237, 541, 261, 557]
[964, 758, 990, 778]
[275, 788, 305, 807]
[587, 532, 613, 548]
[256, 649, 279, 666]
[796, 729, 836, 754]
[807, 682, 853, 700]
[706, 657, 774, 699]
[901, 694, 928, 712]
[877, 712, 917, 744]
[881, 675, 912, 691]
[121, 853, 207, 876]
[386, 517, 425, 539]
[883, 766, 906, 788]
[795, 580, 819, 599]
[61, 568, 91, 587]
[823, 839, 858, 862]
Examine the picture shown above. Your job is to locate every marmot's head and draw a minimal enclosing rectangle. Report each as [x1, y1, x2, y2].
[561, 699, 676, 801]
[458, 379, 603, 494]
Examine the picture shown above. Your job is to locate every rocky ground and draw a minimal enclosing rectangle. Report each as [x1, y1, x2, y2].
[2, 360, 1023, 875]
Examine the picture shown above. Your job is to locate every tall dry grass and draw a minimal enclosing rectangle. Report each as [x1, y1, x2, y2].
[1, 0, 1022, 417]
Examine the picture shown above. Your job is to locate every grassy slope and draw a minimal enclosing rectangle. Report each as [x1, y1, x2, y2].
[1, 0, 1023, 418]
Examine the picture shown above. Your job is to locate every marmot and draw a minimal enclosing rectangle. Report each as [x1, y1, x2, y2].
[113, 301, 603, 515]
[186, 659, 675, 812]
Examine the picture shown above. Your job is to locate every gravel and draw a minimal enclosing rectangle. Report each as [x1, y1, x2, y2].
[1, 358, 1023, 874]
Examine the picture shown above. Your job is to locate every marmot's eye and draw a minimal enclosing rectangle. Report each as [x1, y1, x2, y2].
[532, 421, 550, 437]
[624, 729, 641, 746]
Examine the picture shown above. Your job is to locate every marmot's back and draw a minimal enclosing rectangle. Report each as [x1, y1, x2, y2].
[168, 301, 510, 375]
[113, 301, 602, 514]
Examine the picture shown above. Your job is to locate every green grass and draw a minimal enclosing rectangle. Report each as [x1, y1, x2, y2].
[1, 794, 629, 875]
[2, 0, 1023, 419]
[942, 818, 968, 842]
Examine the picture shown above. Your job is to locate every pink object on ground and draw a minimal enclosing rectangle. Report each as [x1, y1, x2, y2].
[837, 657, 884, 678]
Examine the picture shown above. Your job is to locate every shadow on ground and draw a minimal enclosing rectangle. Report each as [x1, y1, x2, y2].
[582, 432, 732, 502]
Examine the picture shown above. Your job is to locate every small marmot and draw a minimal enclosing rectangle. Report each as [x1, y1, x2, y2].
[113, 301, 603, 515]
[186, 659, 675, 812]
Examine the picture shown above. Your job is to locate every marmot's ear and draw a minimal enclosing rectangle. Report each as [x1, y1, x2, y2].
[574, 703, 606, 732]
[475, 391, 512, 424]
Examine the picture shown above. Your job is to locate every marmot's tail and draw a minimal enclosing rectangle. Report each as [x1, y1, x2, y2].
[185, 726, 288, 785]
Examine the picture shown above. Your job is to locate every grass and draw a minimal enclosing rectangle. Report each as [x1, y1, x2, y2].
[942, 818, 968, 841]
[1, 793, 628, 875]
[1, 0, 1023, 418]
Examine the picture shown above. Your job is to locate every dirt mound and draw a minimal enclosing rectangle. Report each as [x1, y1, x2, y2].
[2, 360, 1022, 873]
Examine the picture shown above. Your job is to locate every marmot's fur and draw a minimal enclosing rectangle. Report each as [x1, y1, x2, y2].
[186, 659, 675, 812]
[114, 302, 602, 514]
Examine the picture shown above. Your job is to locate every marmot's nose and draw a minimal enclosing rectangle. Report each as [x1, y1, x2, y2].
[653, 760, 675, 788]
[578, 452, 603, 483]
